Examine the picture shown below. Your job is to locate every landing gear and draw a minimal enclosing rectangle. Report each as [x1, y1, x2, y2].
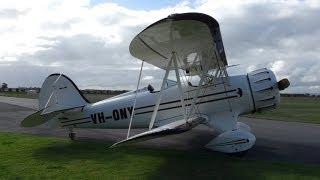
[68, 128, 76, 140]
[228, 150, 249, 157]
[205, 129, 256, 154]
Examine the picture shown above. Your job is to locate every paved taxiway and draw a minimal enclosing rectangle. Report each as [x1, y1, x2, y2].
[0, 96, 320, 165]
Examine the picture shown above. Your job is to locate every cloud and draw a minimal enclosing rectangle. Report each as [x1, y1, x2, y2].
[201, 0, 320, 93]
[0, 8, 28, 19]
[0, 0, 319, 93]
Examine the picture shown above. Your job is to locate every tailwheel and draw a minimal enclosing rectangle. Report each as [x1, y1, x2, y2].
[68, 128, 76, 140]
[228, 150, 249, 157]
[68, 132, 76, 140]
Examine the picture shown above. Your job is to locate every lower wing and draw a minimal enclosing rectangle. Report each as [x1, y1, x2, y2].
[110, 116, 206, 148]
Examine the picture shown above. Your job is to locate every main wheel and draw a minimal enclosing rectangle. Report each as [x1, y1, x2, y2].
[228, 150, 248, 157]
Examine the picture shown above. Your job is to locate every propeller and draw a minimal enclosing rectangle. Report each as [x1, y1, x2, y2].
[277, 78, 290, 90]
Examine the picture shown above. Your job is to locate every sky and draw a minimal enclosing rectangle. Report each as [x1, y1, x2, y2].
[0, 0, 319, 93]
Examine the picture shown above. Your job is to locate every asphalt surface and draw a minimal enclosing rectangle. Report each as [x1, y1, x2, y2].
[1, 97, 320, 165]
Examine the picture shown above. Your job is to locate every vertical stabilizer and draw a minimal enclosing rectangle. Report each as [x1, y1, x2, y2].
[39, 74, 89, 112]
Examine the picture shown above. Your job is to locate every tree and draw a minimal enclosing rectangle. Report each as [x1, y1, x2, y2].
[1, 83, 8, 91]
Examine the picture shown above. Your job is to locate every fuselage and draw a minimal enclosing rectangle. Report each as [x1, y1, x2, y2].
[58, 68, 280, 132]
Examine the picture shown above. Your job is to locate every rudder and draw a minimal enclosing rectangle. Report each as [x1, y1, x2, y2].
[39, 74, 89, 112]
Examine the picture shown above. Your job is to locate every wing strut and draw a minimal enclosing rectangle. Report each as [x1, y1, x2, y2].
[127, 61, 144, 138]
[149, 56, 173, 130]
[172, 52, 187, 121]
[187, 70, 206, 118]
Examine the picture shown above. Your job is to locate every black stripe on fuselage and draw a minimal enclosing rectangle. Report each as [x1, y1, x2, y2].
[60, 115, 112, 126]
[135, 89, 238, 111]
[61, 115, 111, 126]
[135, 94, 239, 115]
[62, 88, 242, 126]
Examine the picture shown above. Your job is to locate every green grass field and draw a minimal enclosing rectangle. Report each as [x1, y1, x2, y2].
[247, 97, 320, 124]
[1, 132, 320, 179]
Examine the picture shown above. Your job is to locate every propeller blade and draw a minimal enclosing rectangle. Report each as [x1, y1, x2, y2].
[278, 78, 290, 90]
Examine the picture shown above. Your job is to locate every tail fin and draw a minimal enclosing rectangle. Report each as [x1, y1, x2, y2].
[21, 73, 89, 127]
[39, 73, 89, 114]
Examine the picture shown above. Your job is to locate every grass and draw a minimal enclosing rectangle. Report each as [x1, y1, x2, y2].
[1, 132, 320, 179]
[247, 97, 320, 124]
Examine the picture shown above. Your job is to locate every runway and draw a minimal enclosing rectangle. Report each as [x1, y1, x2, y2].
[0, 96, 320, 165]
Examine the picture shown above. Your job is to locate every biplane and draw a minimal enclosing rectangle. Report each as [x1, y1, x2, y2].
[22, 13, 289, 154]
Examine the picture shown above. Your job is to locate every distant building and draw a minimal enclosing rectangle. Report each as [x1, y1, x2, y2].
[280, 93, 319, 97]
[27, 89, 37, 95]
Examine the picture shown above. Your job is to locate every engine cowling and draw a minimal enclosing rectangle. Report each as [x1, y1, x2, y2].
[247, 68, 281, 112]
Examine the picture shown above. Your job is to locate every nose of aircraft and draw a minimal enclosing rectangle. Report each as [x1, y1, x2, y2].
[278, 78, 290, 90]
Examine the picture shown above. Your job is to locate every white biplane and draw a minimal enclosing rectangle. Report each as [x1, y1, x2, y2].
[22, 13, 289, 154]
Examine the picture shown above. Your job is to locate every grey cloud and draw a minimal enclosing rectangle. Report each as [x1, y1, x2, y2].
[100, 12, 130, 26]
[15, 30, 163, 90]
[0, 9, 28, 19]
[2, 2, 320, 93]
[222, 5, 320, 57]
[41, 18, 82, 30]
[0, 59, 163, 90]
[0, 62, 57, 88]
[23, 34, 135, 66]
[218, 2, 320, 93]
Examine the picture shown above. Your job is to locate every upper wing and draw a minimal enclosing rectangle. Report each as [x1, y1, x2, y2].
[129, 13, 227, 74]
[110, 116, 206, 148]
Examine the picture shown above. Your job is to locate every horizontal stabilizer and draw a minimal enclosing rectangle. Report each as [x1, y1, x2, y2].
[21, 73, 89, 128]
[110, 116, 205, 148]
[21, 109, 59, 127]
[21, 106, 84, 127]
